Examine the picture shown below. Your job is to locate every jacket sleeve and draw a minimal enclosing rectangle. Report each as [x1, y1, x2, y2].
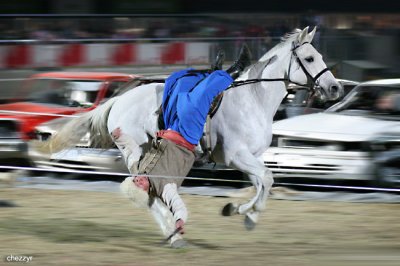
[161, 183, 188, 222]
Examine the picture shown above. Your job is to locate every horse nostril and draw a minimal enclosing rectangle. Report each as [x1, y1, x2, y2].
[330, 85, 343, 98]
[330, 85, 338, 93]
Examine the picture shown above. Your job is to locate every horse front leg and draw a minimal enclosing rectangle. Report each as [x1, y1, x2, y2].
[241, 167, 274, 211]
[222, 150, 274, 230]
[241, 168, 274, 230]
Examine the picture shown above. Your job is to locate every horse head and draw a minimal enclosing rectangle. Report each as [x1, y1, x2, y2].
[288, 26, 344, 102]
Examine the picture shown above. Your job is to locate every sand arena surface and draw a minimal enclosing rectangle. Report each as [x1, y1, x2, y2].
[1, 187, 400, 266]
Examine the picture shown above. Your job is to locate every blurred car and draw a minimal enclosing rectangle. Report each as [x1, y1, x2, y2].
[274, 79, 359, 121]
[264, 78, 400, 187]
[0, 71, 141, 166]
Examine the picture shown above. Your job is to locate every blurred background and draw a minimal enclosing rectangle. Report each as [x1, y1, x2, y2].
[0, 0, 399, 80]
[1, 3, 400, 264]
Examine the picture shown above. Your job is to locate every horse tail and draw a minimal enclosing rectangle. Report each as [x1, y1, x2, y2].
[33, 97, 119, 154]
[88, 96, 120, 149]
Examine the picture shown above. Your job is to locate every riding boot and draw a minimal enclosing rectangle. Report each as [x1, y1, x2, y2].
[226, 44, 252, 79]
[211, 49, 225, 71]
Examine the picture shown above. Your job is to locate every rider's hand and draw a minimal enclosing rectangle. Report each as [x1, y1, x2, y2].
[176, 219, 185, 234]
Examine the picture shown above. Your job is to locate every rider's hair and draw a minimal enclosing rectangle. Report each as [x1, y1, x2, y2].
[120, 176, 150, 208]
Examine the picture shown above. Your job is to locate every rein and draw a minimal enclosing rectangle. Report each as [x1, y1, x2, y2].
[229, 78, 311, 89]
[230, 78, 288, 88]
[228, 42, 329, 89]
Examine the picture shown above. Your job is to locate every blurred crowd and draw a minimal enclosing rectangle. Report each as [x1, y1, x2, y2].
[0, 17, 293, 41]
[1, 13, 399, 43]
[0, 13, 398, 44]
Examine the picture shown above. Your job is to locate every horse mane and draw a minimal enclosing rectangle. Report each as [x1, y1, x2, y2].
[280, 28, 302, 43]
[258, 29, 301, 62]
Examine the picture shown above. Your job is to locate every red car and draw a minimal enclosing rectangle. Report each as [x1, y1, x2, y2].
[0, 71, 141, 166]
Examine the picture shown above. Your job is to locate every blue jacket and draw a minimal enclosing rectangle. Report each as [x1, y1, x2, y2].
[162, 68, 233, 144]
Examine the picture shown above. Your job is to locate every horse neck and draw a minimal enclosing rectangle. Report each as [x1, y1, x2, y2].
[221, 43, 292, 122]
[260, 42, 292, 81]
[253, 47, 291, 118]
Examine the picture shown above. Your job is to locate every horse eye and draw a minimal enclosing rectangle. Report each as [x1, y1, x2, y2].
[305, 57, 314, 63]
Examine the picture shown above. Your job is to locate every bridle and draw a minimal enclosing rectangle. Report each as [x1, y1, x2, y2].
[290, 42, 330, 87]
[209, 42, 334, 117]
[230, 42, 330, 89]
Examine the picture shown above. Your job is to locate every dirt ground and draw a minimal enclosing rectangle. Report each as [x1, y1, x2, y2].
[1, 187, 400, 266]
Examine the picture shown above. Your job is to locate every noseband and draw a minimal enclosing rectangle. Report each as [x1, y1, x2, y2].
[290, 42, 330, 87]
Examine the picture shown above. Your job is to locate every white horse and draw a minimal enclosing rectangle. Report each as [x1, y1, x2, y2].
[44, 27, 343, 241]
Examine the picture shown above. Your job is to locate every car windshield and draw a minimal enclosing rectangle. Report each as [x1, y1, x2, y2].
[327, 84, 400, 120]
[27, 78, 102, 107]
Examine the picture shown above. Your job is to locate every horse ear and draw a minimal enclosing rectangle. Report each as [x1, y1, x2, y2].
[306, 26, 317, 43]
[298, 26, 309, 44]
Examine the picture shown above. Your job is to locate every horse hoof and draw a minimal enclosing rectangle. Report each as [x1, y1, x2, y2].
[244, 215, 256, 231]
[221, 203, 238, 216]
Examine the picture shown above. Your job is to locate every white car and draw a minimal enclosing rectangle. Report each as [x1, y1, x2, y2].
[264, 79, 400, 187]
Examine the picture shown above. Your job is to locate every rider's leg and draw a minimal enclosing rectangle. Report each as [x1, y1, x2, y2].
[182, 44, 252, 117]
[211, 49, 225, 71]
[225, 44, 252, 79]
[111, 127, 142, 174]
